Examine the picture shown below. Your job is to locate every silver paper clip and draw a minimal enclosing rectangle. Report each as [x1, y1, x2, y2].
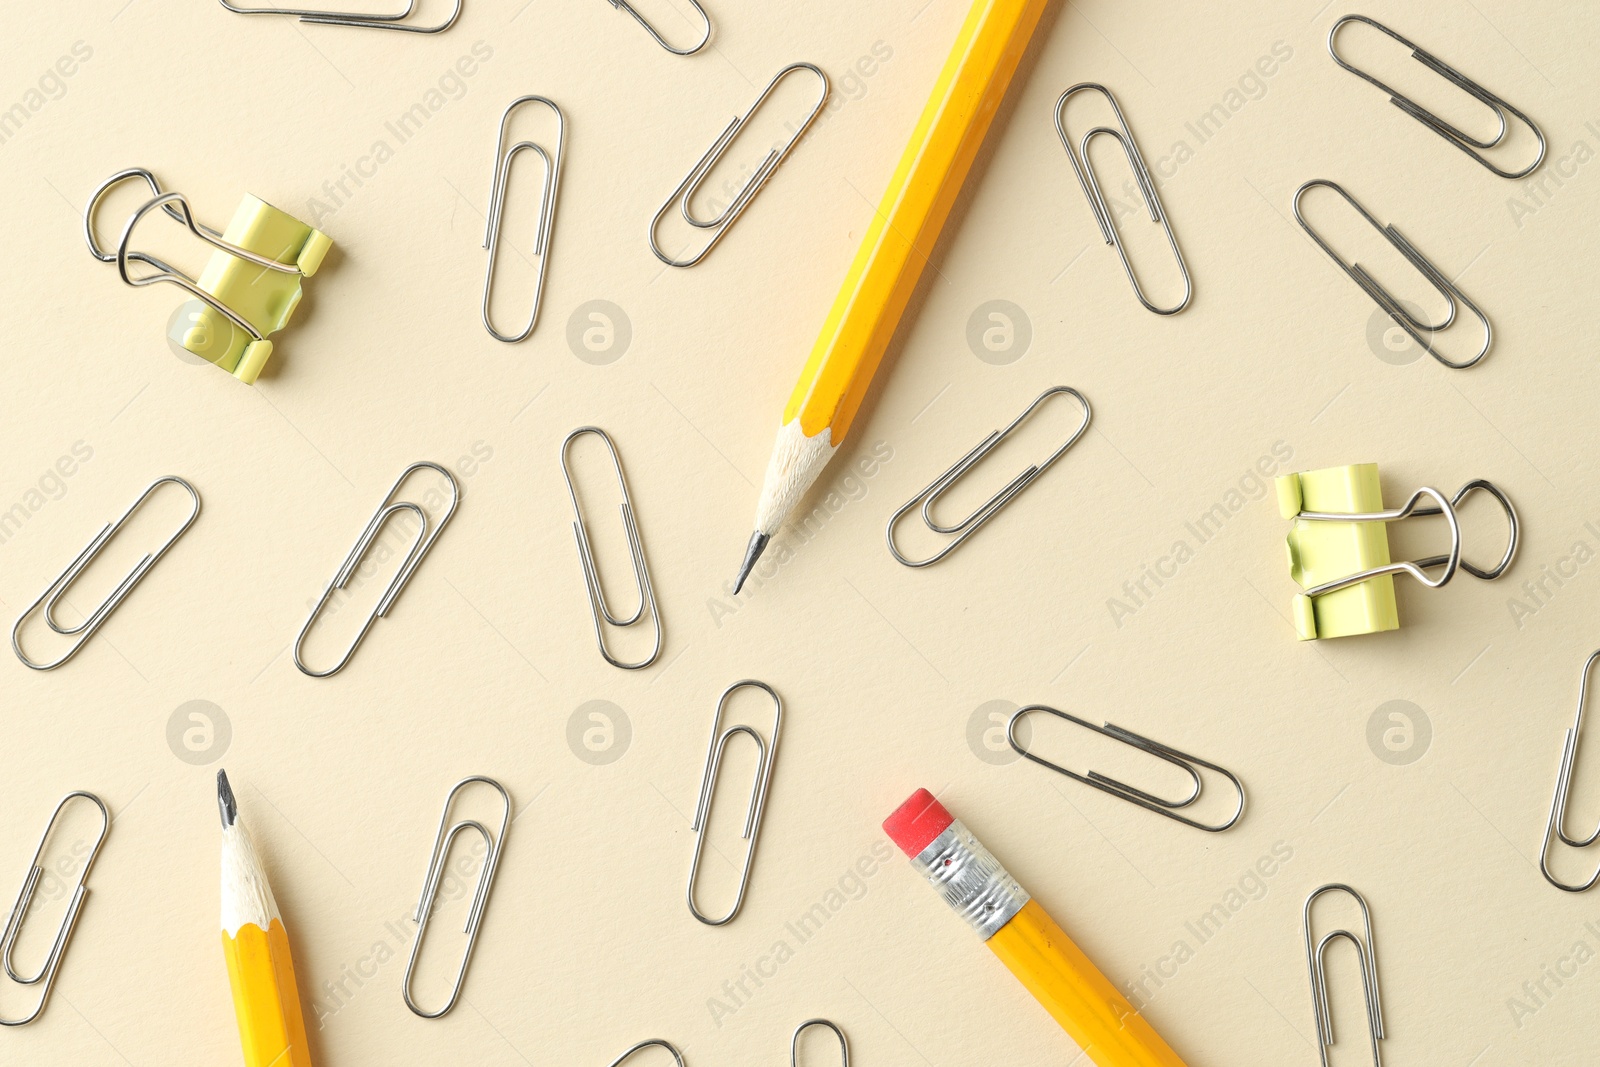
[606, 1040, 686, 1067]
[651, 63, 829, 267]
[1539, 649, 1600, 893]
[1294, 180, 1491, 369]
[403, 776, 510, 1018]
[562, 428, 662, 670]
[1007, 705, 1244, 832]
[606, 0, 711, 56]
[1329, 14, 1545, 180]
[886, 386, 1090, 568]
[1304, 884, 1384, 1067]
[792, 1019, 849, 1067]
[687, 680, 782, 926]
[294, 462, 459, 678]
[217, 0, 463, 33]
[1055, 83, 1191, 314]
[12, 476, 200, 671]
[483, 97, 565, 343]
[1, 792, 110, 1027]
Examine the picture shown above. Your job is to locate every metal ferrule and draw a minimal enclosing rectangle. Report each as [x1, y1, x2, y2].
[911, 821, 1030, 940]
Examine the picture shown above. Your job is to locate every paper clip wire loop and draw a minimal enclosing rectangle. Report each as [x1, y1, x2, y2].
[606, 1040, 686, 1067]
[1007, 705, 1245, 833]
[1055, 84, 1191, 315]
[0, 792, 110, 1027]
[1328, 14, 1545, 180]
[483, 97, 565, 343]
[562, 428, 663, 670]
[294, 462, 459, 678]
[886, 386, 1090, 569]
[402, 776, 509, 1018]
[651, 63, 829, 268]
[218, 0, 463, 34]
[607, 0, 711, 56]
[1303, 884, 1384, 1067]
[1540, 650, 1600, 893]
[792, 1019, 849, 1067]
[687, 680, 782, 926]
[1294, 180, 1491, 369]
[12, 477, 200, 671]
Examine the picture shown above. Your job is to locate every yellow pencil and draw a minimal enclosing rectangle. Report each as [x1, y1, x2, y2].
[885, 789, 1188, 1067]
[218, 770, 314, 1067]
[734, 0, 1056, 591]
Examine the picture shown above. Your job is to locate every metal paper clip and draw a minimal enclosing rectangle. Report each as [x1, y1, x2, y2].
[1539, 650, 1600, 893]
[607, 1040, 686, 1067]
[483, 97, 565, 343]
[886, 386, 1090, 568]
[1055, 84, 1191, 314]
[1329, 14, 1545, 180]
[12, 477, 200, 671]
[403, 776, 509, 1018]
[1, 792, 110, 1027]
[218, 0, 462, 33]
[651, 63, 829, 267]
[1007, 705, 1244, 832]
[1304, 884, 1384, 1067]
[792, 1019, 849, 1067]
[562, 428, 662, 670]
[687, 680, 782, 926]
[294, 462, 459, 678]
[1294, 180, 1491, 369]
[607, 0, 711, 56]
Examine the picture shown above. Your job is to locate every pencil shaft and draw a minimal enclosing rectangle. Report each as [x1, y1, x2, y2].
[987, 900, 1188, 1067]
[223, 919, 315, 1067]
[787, 0, 1053, 442]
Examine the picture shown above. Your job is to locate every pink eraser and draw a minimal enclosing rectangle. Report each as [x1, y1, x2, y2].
[883, 788, 954, 857]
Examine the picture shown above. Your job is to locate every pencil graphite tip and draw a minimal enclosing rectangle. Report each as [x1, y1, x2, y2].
[733, 532, 771, 595]
[216, 769, 237, 829]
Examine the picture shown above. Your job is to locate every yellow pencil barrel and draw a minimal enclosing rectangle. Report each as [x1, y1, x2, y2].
[988, 901, 1187, 1067]
[222, 920, 315, 1067]
[788, 0, 1054, 440]
[886, 790, 1190, 1067]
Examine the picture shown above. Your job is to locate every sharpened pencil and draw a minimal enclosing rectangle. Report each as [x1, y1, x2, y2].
[733, 0, 1055, 592]
[218, 770, 314, 1067]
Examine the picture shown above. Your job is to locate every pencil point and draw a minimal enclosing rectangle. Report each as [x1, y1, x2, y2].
[733, 532, 771, 595]
[217, 769, 237, 829]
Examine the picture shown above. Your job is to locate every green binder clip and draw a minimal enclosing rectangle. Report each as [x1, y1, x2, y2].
[86, 168, 332, 385]
[1276, 463, 1519, 640]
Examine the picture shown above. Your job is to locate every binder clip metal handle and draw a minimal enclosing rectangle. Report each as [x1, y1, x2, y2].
[1276, 464, 1518, 640]
[1293, 485, 1463, 598]
[85, 168, 333, 384]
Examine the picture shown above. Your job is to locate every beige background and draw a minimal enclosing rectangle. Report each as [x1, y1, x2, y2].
[3, 0, 1598, 1064]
